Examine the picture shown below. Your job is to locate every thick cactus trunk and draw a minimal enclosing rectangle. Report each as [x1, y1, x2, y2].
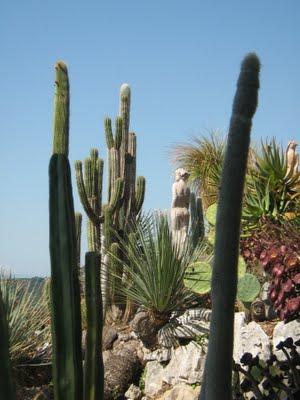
[49, 154, 83, 400]
[199, 53, 260, 400]
[84, 252, 104, 400]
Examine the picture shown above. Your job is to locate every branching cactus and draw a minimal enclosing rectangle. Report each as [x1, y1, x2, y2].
[75, 84, 145, 314]
[118, 84, 146, 226]
[199, 53, 260, 400]
[75, 149, 104, 252]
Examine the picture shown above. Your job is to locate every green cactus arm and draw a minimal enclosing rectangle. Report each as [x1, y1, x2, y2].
[75, 212, 82, 269]
[200, 53, 260, 400]
[135, 176, 146, 214]
[103, 206, 113, 250]
[49, 154, 83, 400]
[114, 116, 123, 150]
[84, 158, 93, 198]
[104, 117, 114, 149]
[84, 252, 104, 400]
[0, 288, 16, 400]
[97, 158, 104, 213]
[75, 161, 103, 225]
[53, 61, 69, 156]
[119, 84, 131, 177]
[90, 148, 99, 201]
[108, 177, 124, 213]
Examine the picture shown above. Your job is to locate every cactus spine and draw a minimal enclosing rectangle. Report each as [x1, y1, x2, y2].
[84, 252, 104, 400]
[49, 61, 83, 400]
[199, 53, 260, 400]
[0, 288, 15, 400]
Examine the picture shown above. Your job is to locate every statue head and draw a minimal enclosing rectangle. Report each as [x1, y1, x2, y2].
[175, 168, 189, 182]
[287, 140, 298, 150]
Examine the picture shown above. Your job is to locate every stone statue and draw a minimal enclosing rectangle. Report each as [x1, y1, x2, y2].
[286, 140, 299, 176]
[171, 168, 190, 249]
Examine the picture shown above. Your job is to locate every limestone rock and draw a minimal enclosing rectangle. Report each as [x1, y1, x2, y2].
[144, 361, 165, 397]
[160, 384, 201, 400]
[163, 341, 206, 385]
[273, 319, 300, 360]
[125, 384, 142, 400]
[233, 320, 271, 362]
[144, 348, 172, 362]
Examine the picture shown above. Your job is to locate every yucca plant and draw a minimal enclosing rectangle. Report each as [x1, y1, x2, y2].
[243, 139, 300, 231]
[0, 269, 50, 363]
[108, 214, 210, 333]
[171, 132, 225, 210]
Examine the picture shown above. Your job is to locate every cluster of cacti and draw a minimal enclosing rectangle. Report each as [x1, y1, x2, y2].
[200, 53, 260, 400]
[75, 84, 145, 312]
[49, 61, 104, 400]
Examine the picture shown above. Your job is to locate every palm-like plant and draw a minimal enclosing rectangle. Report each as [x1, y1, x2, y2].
[171, 132, 225, 210]
[0, 270, 50, 363]
[109, 214, 210, 329]
[243, 139, 300, 230]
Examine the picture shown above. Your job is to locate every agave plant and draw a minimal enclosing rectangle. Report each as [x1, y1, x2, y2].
[108, 214, 210, 333]
[243, 139, 300, 230]
[0, 269, 50, 363]
[171, 132, 225, 210]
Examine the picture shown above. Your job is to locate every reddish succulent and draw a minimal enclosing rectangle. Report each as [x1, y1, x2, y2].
[241, 220, 300, 322]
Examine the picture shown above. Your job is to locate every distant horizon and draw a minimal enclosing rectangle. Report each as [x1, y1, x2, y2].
[1, 1, 299, 276]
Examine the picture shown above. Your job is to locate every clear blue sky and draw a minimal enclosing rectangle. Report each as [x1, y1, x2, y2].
[1, 1, 299, 277]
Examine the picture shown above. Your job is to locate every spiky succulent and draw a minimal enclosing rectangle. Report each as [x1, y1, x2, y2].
[241, 220, 300, 321]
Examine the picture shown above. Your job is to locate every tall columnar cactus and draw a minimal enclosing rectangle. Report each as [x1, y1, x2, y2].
[49, 61, 83, 400]
[0, 288, 15, 400]
[190, 192, 205, 247]
[199, 53, 260, 400]
[84, 252, 104, 400]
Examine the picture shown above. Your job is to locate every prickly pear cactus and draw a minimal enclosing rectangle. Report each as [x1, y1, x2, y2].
[238, 256, 247, 278]
[205, 202, 218, 226]
[184, 262, 212, 294]
[237, 273, 260, 303]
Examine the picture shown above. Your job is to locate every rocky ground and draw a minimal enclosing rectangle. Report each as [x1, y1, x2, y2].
[14, 311, 300, 400]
